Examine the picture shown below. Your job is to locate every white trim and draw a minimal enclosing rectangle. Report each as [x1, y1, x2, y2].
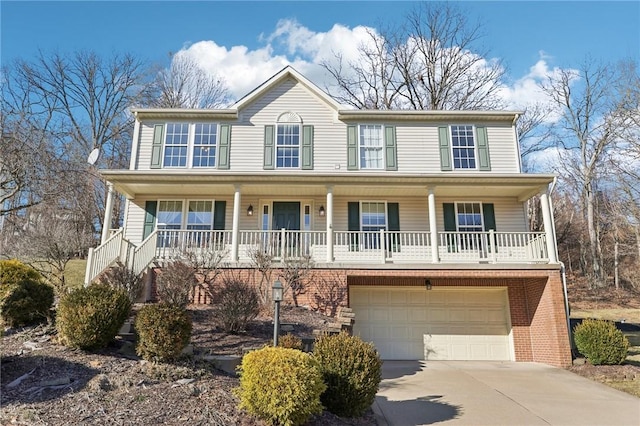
[129, 117, 141, 169]
[161, 122, 220, 169]
[359, 200, 388, 231]
[357, 124, 385, 170]
[275, 122, 302, 169]
[450, 124, 479, 171]
[454, 201, 484, 232]
[155, 198, 216, 230]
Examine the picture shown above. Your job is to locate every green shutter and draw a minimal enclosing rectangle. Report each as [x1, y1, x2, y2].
[348, 202, 360, 251]
[387, 202, 400, 252]
[476, 126, 491, 171]
[482, 203, 496, 231]
[347, 125, 358, 170]
[150, 124, 164, 169]
[264, 125, 275, 170]
[443, 203, 457, 231]
[214, 201, 226, 230]
[218, 124, 231, 169]
[385, 126, 397, 170]
[143, 201, 157, 240]
[301, 125, 314, 170]
[443, 203, 457, 252]
[438, 126, 452, 171]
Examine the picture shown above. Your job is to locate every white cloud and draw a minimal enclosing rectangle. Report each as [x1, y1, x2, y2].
[498, 55, 578, 123]
[171, 20, 579, 120]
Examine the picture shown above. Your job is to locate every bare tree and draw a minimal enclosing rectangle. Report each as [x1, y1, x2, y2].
[322, 2, 505, 110]
[142, 53, 230, 109]
[542, 58, 635, 285]
[6, 50, 145, 235]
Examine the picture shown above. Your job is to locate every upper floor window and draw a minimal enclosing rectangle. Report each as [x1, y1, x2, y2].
[276, 124, 300, 168]
[192, 124, 217, 167]
[451, 125, 476, 169]
[164, 124, 189, 167]
[162, 123, 219, 168]
[359, 125, 384, 169]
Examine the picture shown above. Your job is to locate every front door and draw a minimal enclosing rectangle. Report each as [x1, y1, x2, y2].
[272, 202, 301, 231]
[272, 202, 301, 257]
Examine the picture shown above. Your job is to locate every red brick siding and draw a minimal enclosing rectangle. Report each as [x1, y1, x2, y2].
[148, 266, 571, 367]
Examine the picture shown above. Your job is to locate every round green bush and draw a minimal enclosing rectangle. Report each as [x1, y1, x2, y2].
[313, 332, 382, 417]
[57, 283, 131, 350]
[237, 346, 326, 426]
[0, 259, 54, 327]
[135, 303, 192, 361]
[573, 319, 629, 365]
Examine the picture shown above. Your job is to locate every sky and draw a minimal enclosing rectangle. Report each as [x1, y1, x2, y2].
[2, 0, 639, 107]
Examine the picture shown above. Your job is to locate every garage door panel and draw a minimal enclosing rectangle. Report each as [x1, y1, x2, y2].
[351, 286, 512, 361]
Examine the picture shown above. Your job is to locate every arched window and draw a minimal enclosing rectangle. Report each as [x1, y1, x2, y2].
[276, 112, 302, 168]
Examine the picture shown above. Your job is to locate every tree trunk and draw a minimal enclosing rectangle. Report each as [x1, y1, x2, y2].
[614, 237, 620, 290]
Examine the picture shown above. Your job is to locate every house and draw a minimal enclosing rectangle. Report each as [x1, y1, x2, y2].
[85, 66, 572, 367]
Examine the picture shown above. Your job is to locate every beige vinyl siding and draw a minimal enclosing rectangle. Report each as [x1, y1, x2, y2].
[484, 125, 519, 173]
[436, 197, 527, 232]
[135, 123, 155, 170]
[132, 82, 520, 173]
[233, 78, 346, 172]
[124, 197, 148, 242]
[125, 195, 527, 243]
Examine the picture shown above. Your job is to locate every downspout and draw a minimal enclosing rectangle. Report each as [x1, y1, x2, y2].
[547, 177, 573, 354]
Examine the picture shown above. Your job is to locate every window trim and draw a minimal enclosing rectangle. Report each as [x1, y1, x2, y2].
[358, 124, 385, 170]
[156, 198, 216, 230]
[454, 201, 484, 232]
[162, 122, 220, 169]
[450, 124, 478, 170]
[275, 122, 301, 169]
[192, 123, 218, 168]
[359, 200, 388, 231]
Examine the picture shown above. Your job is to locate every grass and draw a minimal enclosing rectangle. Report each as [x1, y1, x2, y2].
[571, 308, 640, 324]
[64, 259, 87, 290]
[570, 308, 640, 397]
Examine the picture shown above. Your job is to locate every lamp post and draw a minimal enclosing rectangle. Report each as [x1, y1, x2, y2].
[272, 279, 283, 346]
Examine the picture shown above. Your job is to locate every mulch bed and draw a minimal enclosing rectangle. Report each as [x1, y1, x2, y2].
[1, 305, 375, 426]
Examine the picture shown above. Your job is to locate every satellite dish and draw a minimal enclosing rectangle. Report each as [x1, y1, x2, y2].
[87, 148, 100, 165]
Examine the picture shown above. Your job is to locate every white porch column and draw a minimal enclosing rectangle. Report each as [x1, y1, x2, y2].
[101, 183, 115, 244]
[326, 186, 334, 263]
[428, 187, 439, 263]
[231, 185, 241, 262]
[539, 191, 558, 263]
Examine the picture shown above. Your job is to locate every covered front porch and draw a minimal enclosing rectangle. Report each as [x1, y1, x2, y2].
[85, 172, 558, 284]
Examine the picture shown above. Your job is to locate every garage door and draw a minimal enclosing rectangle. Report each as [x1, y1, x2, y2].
[350, 286, 513, 361]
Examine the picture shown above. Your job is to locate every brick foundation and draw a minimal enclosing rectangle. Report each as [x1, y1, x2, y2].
[148, 266, 572, 367]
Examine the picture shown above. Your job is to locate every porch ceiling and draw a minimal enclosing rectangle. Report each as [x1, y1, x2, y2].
[101, 170, 555, 201]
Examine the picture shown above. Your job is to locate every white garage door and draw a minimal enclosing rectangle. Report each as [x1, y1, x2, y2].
[350, 286, 513, 361]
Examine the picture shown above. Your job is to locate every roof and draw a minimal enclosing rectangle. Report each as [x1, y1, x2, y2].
[129, 67, 523, 123]
[232, 65, 343, 112]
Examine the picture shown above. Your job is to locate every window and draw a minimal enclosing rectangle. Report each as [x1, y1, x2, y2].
[157, 201, 183, 229]
[361, 202, 386, 248]
[163, 123, 219, 168]
[456, 202, 483, 232]
[359, 125, 384, 169]
[451, 125, 476, 169]
[163, 123, 189, 167]
[456, 202, 483, 251]
[187, 201, 213, 230]
[276, 124, 300, 168]
[192, 124, 217, 167]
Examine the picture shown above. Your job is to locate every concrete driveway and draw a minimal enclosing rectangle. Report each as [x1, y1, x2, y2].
[373, 361, 639, 426]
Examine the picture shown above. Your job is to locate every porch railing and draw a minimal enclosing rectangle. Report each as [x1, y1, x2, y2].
[150, 229, 548, 264]
[86, 229, 550, 283]
[84, 228, 124, 285]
